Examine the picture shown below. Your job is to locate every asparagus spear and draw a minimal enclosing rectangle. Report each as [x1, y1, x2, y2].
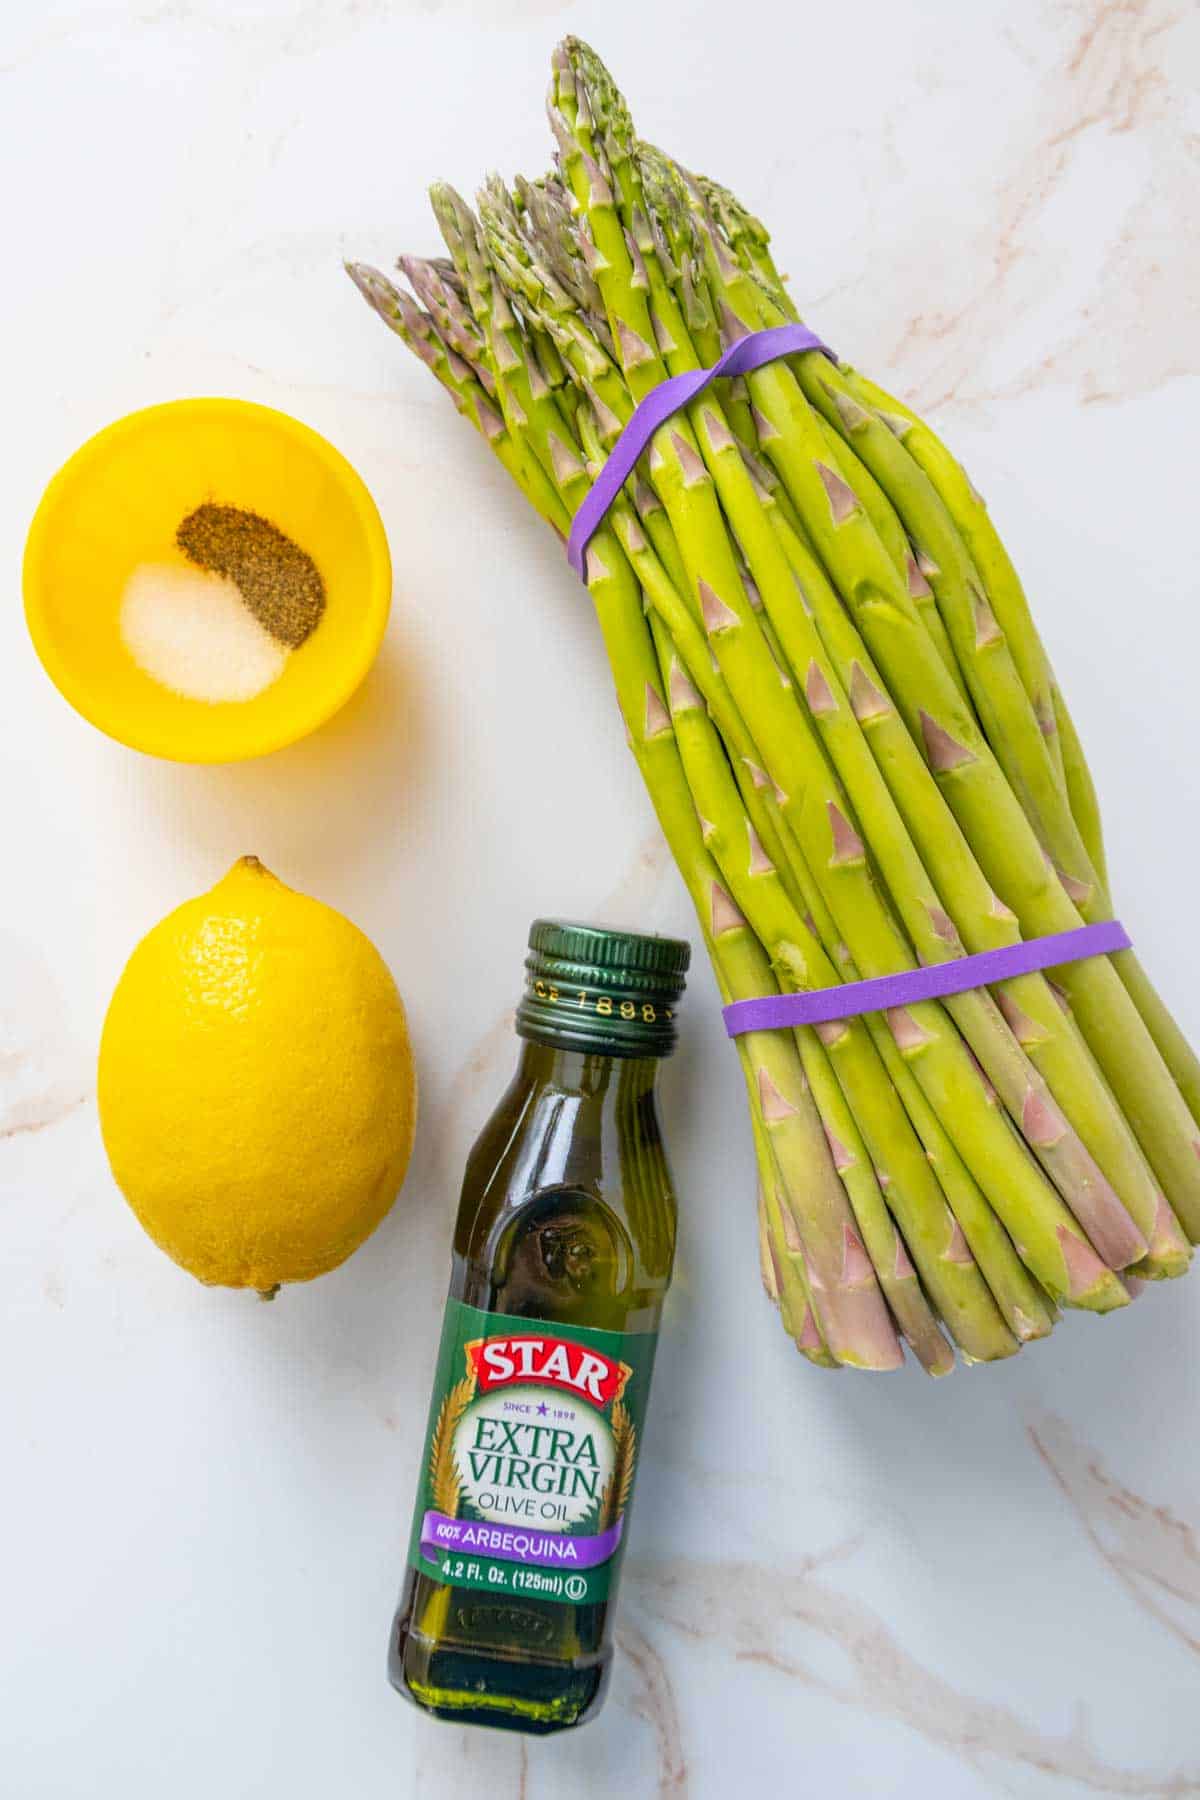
[755, 1164, 780, 1306]
[345, 32, 1200, 1370]
[601, 483, 1052, 1336]
[672, 201, 1200, 1239]
[591, 540, 904, 1369]
[392, 236, 905, 1365]
[751, 1099, 838, 1365]
[547, 55, 1142, 1299]
[628, 190, 1180, 1273]
[658, 623, 1015, 1364]
[840, 371, 1200, 1134]
[672, 159, 1200, 1167]
[394, 221, 1014, 1361]
[345, 262, 568, 531]
[708, 442, 1187, 1275]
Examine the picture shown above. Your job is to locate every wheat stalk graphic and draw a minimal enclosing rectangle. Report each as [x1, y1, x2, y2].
[428, 1374, 475, 1517]
[599, 1400, 637, 1530]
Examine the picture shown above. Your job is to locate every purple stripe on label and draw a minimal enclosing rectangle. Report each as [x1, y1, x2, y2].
[566, 322, 836, 577]
[722, 920, 1132, 1037]
[420, 1510, 624, 1570]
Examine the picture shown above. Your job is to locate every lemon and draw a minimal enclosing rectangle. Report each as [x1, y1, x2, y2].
[98, 856, 416, 1291]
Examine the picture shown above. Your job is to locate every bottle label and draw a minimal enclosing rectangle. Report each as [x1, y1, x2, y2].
[407, 1299, 658, 1607]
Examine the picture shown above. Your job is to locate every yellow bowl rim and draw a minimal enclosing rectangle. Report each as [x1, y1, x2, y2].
[22, 396, 393, 763]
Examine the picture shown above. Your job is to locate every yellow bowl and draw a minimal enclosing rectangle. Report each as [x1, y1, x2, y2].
[23, 398, 392, 762]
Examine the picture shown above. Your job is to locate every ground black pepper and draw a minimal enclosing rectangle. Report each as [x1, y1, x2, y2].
[176, 504, 326, 648]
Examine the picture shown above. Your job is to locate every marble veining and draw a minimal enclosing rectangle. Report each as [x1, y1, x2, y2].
[813, 0, 1199, 416]
[0, 933, 89, 1139]
[1030, 1412, 1200, 1661]
[625, 1547, 1200, 1797]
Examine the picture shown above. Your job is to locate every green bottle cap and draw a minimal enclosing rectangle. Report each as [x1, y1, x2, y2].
[516, 918, 691, 1058]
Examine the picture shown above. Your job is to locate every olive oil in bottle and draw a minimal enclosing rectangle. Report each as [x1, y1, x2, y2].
[390, 919, 689, 1734]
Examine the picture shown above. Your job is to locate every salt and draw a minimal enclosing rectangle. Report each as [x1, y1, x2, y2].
[120, 563, 289, 704]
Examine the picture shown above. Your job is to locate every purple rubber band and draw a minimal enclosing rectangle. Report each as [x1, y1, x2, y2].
[722, 920, 1132, 1037]
[566, 322, 836, 577]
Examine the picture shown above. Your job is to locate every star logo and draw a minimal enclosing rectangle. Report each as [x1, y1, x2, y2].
[536, 1401, 549, 1416]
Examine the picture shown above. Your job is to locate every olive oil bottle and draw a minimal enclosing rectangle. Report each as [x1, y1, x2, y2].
[390, 919, 689, 1734]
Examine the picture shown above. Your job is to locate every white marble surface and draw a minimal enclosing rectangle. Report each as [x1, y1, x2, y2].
[4, 1, 1200, 1794]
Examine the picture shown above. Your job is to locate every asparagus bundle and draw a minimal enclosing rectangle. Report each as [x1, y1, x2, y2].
[347, 38, 1200, 1372]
